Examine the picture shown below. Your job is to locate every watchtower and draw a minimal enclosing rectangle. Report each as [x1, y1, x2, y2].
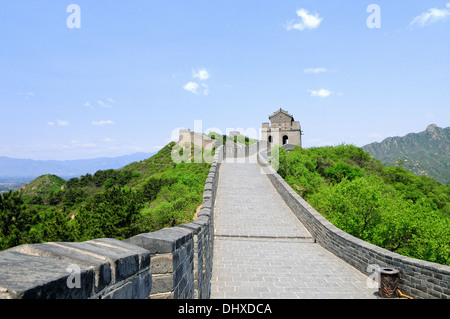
[261, 108, 302, 149]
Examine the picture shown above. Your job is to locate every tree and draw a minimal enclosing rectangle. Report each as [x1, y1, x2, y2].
[278, 144, 450, 265]
[76, 187, 143, 240]
[309, 176, 387, 241]
[0, 191, 31, 249]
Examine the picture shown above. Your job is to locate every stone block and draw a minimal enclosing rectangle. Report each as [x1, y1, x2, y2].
[125, 227, 192, 255]
[151, 254, 173, 274]
[0, 250, 94, 299]
[131, 269, 152, 299]
[197, 208, 212, 218]
[151, 291, 173, 299]
[0, 237, 151, 299]
[201, 199, 213, 210]
[204, 179, 214, 189]
[192, 215, 210, 228]
[179, 222, 202, 235]
[151, 274, 173, 294]
[62, 238, 150, 282]
[173, 245, 187, 271]
[202, 190, 212, 201]
[101, 281, 133, 299]
[9, 242, 111, 293]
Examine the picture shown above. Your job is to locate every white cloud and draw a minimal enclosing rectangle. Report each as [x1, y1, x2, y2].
[183, 81, 199, 94]
[285, 9, 323, 31]
[57, 120, 70, 127]
[201, 83, 209, 96]
[409, 3, 450, 28]
[308, 89, 332, 98]
[84, 98, 114, 108]
[192, 68, 210, 81]
[48, 119, 70, 126]
[79, 143, 96, 148]
[184, 68, 211, 95]
[97, 100, 112, 108]
[24, 92, 35, 100]
[92, 120, 115, 126]
[304, 67, 328, 74]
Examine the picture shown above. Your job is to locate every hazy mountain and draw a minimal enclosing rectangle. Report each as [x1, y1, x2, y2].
[362, 124, 450, 185]
[0, 152, 155, 179]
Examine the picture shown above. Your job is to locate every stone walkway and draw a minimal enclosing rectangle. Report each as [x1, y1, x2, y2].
[210, 158, 378, 299]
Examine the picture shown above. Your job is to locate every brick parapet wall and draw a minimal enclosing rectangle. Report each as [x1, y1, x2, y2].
[0, 146, 223, 299]
[0, 238, 152, 299]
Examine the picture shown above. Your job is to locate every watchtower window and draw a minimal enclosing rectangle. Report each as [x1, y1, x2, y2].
[282, 135, 288, 145]
[268, 135, 272, 143]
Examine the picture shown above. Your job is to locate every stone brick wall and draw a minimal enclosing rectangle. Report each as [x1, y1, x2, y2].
[258, 146, 450, 299]
[0, 238, 152, 299]
[0, 146, 223, 299]
[125, 227, 195, 298]
[5, 139, 448, 300]
[179, 129, 215, 150]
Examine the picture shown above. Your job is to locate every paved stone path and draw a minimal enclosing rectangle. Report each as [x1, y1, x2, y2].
[210, 157, 378, 299]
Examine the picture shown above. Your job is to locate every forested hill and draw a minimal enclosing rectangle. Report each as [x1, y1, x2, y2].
[362, 124, 450, 185]
[275, 144, 450, 265]
[0, 142, 211, 251]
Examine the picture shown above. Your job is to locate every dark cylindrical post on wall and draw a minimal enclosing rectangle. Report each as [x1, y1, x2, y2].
[379, 268, 399, 298]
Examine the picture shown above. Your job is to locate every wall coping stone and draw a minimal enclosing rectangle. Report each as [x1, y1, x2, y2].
[0, 250, 94, 299]
[124, 227, 192, 255]
[0, 238, 150, 299]
[178, 222, 203, 235]
[192, 215, 210, 227]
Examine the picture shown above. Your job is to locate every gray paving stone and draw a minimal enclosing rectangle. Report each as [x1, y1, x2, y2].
[210, 160, 378, 299]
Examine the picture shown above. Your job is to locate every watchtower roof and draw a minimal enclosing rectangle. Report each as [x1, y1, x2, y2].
[269, 108, 294, 120]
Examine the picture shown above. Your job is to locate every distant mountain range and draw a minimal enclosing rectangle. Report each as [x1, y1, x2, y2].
[0, 152, 155, 180]
[362, 124, 450, 185]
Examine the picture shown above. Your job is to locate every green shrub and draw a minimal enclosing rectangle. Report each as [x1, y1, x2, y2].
[276, 145, 450, 265]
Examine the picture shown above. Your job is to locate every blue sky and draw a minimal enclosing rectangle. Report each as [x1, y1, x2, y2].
[0, 1, 449, 160]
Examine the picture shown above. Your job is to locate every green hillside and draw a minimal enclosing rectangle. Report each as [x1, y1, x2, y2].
[274, 144, 450, 265]
[20, 174, 66, 198]
[362, 124, 450, 185]
[0, 142, 212, 250]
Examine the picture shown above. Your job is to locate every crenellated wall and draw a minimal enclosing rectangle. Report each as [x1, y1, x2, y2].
[0, 146, 223, 299]
[1, 141, 448, 299]
[257, 145, 450, 299]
